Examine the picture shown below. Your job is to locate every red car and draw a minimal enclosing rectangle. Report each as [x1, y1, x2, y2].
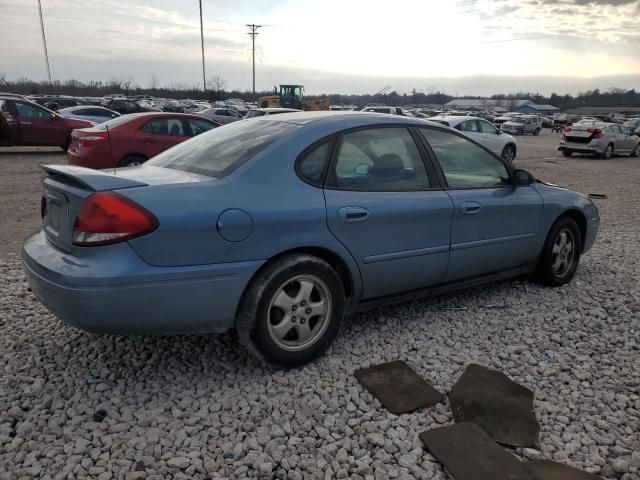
[67, 113, 220, 168]
[0, 96, 94, 149]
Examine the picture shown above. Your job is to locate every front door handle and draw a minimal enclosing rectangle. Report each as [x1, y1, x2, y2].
[338, 206, 369, 223]
[460, 201, 482, 215]
[20, 121, 32, 126]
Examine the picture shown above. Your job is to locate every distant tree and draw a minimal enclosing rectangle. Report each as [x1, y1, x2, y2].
[149, 74, 159, 90]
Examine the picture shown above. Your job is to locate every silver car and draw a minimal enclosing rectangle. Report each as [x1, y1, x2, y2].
[559, 122, 640, 159]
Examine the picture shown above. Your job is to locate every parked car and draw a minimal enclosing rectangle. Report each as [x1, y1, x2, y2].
[427, 115, 517, 163]
[501, 115, 542, 136]
[361, 106, 407, 115]
[67, 112, 220, 168]
[0, 96, 94, 149]
[559, 122, 640, 158]
[57, 106, 120, 124]
[24, 112, 599, 367]
[0, 92, 27, 100]
[197, 108, 243, 124]
[37, 96, 92, 110]
[622, 118, 640, 136]
[245, 108, 300, 118]
[493, 112, 523, 128]
[103, 98, 161, 114]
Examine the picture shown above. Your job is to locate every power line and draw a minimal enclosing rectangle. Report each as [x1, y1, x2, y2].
[246, 24, 262, 96]
[37, 0, 51, 82]
[199, 0, 206, 93]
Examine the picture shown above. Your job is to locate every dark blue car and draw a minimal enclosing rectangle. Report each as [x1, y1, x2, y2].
[23, 112, 599, 366]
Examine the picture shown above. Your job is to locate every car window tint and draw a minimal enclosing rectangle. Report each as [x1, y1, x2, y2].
[297, 141, 331, 185]
[331, 127, 430, 191]
[419, 128, 510, 189]
[140, 118, 185, 136]
[147, 120, 300, 178]
[15, 102, 49, 118]
[188, 119, 217, 136]
[479, 120, 498, 134]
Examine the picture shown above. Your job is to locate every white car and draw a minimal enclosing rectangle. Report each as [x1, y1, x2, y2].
[427, 115, 518, 163]
[502, 115, 543, 136]
[245, 108, 301, 118]
[361, 106, 408, 116]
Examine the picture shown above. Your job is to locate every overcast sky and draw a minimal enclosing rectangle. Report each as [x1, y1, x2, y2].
[1, 0, 639, 95]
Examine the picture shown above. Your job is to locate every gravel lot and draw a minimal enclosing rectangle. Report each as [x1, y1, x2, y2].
[1, 130, 639, 479]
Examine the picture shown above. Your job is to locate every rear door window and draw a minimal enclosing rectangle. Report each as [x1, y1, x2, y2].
[297, 141, 332, 186]
[15, 102, 50, 118]
[187, 119, 217, 136]
[147, 120, 300, 178]
[141, 118, 186, 136]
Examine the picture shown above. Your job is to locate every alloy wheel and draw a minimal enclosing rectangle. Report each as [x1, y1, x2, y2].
[267, 275, 332, 352]
[551, 229, 575, 277]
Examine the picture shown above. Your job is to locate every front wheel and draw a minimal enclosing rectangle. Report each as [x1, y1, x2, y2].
[631, 144, 639, 157]
[534, 217, 582, 287]
[533, 128, 540, 136]
[236, 254, 345, 368]
[561, 150, 572, 157]
[501, 145, 516, 163]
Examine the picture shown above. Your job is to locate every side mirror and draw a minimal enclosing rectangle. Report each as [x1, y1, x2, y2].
[496, 130, 502, 135]
[513, 169, 534, 186]
[49, 113, 57, 120]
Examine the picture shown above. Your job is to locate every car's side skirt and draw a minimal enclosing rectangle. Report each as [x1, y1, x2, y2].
[351, 265, 533, 313]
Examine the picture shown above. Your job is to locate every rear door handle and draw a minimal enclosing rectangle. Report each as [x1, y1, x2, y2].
[460, 201, 482, 215]
[338, 206, 369, 223]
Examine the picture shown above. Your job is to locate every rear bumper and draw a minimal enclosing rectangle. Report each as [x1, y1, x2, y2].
[558, 143, 604, 155]
[22, 231, 264, 334]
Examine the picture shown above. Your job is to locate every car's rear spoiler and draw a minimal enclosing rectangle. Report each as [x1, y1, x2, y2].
[41, 165, 148, 191]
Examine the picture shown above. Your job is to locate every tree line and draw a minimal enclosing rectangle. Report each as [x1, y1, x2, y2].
[1, 74, 639, 110]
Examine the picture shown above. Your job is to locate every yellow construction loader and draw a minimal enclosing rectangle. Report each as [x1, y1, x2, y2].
[258, 85, 330, 111]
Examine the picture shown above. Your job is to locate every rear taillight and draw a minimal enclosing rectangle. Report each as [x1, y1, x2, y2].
[72, 192, 158, 246]
[77, 131, 108, 147]
[40, 196, 47, 219]
[564, 127, 572, 133]
[592, 131, 604, 139]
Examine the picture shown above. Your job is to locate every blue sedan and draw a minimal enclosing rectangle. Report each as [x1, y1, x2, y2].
[22, 112, 599, 367]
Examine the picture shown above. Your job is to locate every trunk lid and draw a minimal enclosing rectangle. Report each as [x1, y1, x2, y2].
[564, 124, 605, 144]
[40, 165, 211, 252]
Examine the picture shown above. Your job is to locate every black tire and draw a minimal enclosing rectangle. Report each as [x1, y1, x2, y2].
[533, 128, 540, 136]
[561, 150, 572, 157]
[118, 155, 146, 167]
[62, 136, 71, 152]
[534, 216, 582, 287]
[236, 254, 345, 368]
[501, 145, 516, 164]
[600, 143, 613, 159]
[631, 144, 639, 157]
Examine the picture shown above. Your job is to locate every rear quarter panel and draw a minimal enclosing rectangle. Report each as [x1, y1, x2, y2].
[123, 121, 364, 297]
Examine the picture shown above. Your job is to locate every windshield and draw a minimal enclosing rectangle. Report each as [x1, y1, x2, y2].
[511, 118, 526, 123]
[147, 120, 300, 177]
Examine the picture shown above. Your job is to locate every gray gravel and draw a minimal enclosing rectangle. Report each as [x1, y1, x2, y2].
[1, 220, 639, 479]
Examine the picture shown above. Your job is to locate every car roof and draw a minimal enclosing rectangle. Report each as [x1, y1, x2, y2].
[249, 111, 450, 130]
[254, 108, 301, 113]
[426, 115, 479, 125]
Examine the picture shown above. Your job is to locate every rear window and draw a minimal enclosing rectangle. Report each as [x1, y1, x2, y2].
[94, 115, 136, 131]
[146, 120, 300, 178]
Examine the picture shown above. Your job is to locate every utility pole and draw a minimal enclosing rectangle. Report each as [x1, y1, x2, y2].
[37, 0, 52, 82]
[199, 0, 206, 93]
[246, 24, 262, 96]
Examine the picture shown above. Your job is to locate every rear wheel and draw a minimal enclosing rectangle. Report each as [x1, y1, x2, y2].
[561, 150, 572, 157]
[533, 128, 540, 136]
[534, 216, 582, 287]
[118, 155, 146, 167]
[236, 254, 345, 368]
[62, 136, 71, 152]
[600, 143, 613, 159]
[501, 145, 516, 163]
[631, 144, 639, 157]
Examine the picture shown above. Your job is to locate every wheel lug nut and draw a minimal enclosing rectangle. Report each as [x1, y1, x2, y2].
[306, 308, 312, 314]
[300, 318, 306, 324]
[301, 300, 306, 306]
[292, 316, 296, 322]
[292, 305, 297, 311]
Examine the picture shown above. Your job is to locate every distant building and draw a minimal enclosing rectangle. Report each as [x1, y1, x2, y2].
[444, 98, 534, 110]
[444, 98, 559, 114]
[514, 104, 560, 115]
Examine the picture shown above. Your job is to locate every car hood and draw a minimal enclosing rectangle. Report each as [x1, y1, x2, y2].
[502, 121, 524, 127]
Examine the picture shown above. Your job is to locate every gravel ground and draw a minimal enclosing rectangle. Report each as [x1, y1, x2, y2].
[1, 132, 639, 479]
